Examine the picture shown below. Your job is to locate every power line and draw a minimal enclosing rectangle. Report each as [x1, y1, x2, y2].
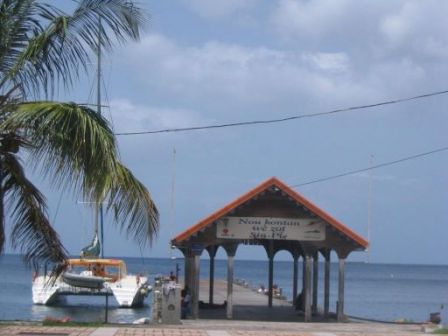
[115, 89, 448, 136]
[291, 146, 448, 188]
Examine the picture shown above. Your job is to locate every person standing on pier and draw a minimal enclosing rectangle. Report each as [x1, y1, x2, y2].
[181, 286, 191, 319]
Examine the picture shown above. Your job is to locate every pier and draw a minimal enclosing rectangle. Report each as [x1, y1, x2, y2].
[195, 279, 324, 322]
[172, 178, 368, 322]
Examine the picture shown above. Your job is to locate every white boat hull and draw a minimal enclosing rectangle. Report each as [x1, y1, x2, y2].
[32, 274, 151, 308]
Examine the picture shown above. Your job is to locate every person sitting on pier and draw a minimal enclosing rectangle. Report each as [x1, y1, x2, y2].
[181, 286, 191, 319]
[295, 291, 304, 311]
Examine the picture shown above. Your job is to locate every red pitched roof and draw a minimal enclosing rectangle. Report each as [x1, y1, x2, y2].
[172, 177, 368, 248]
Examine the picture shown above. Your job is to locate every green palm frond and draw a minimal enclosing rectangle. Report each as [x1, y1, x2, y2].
[0, 0, 34, 97]
[2, 151, 67, 267]
[2, 101, 116, 197]
[2, 100, 159, 247]
[0, 130, 31, 253]
[1, 0, 147, 97]
[69, 0, 146, 49]
[105, 161, 159, 246]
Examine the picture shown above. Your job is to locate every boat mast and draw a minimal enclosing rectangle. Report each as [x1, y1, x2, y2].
[97, 16, 105, 259]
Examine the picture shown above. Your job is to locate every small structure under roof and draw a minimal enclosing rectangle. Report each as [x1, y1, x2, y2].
[172, 177, 368, 321]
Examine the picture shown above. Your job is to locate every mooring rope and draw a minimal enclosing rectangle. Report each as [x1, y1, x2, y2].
[347, 314, 423, 325]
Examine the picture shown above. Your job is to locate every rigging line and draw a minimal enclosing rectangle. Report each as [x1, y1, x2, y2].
[105, 56, 114, 111]
[86, 67, 96, 108]
[291, 146, 448, 188]
[114, 89, 448, 136]
[102, 75, 114, 128]
[51, 192, 64, 227]
[101, 72, 121, 156]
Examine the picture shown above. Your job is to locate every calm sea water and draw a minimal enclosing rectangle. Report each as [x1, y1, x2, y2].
[0, 254, 447, 324]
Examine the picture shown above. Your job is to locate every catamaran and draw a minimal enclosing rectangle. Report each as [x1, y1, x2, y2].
[32, 254, 151, 307]
[32, 232, 152, 307]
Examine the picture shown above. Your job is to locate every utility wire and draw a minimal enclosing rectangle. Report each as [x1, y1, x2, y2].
[291, 146, 448, 187]
[115, 89, 448, 136]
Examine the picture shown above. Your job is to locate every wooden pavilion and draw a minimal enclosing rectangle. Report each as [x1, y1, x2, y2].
[171, 177, 368, 322]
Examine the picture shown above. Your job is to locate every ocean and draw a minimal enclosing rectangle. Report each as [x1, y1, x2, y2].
[0, 254, 446, 324]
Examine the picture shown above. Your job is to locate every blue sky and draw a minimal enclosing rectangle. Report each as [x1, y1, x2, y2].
[16, 0, 448, 265]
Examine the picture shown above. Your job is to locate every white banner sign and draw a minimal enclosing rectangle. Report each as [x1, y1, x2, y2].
[216, 217, 325, 241]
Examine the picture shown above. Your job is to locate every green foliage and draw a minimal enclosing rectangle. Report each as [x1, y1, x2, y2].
[0, 0, 158, 274]
[434, 329, 448, 334]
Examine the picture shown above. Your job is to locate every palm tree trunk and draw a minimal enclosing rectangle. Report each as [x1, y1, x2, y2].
[0, 160, 4, 254]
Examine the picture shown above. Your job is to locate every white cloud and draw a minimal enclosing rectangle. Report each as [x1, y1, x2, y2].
[302, 52, 350, 74]
[270, 0, 351, 39]
[112, 10, 448, 136]
[110, 98, 204, 133]
[119, 33, 381, 119]
[270, 0, 448, 63]
[380, 8, 413, 44]
[379, 1, 448, 59]
[181, 0, 259, 19]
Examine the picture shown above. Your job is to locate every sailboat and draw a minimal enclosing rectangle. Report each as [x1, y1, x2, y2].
[32, 256, 152, 307]
[32, 18, 152, 308]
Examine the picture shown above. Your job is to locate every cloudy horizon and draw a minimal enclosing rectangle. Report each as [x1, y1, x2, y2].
[12, 0, 448, 265]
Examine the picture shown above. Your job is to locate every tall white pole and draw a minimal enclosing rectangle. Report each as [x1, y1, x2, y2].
[169, 147, 176, 259]
[367, 154, 374, 263]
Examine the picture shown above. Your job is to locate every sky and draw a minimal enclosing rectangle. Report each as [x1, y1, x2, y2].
[13, 0, 448, 265]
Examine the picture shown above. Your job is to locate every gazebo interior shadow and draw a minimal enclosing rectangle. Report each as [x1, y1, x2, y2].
[198, 304, 337, 322]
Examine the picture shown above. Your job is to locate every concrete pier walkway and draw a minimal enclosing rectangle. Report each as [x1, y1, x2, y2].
[197, 279, 297, 321]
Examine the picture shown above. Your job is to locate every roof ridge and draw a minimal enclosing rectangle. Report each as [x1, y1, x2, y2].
[172, 177, 368, 249]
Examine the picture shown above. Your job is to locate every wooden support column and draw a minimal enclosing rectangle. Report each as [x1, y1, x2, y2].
[268, 254, 274, 308]
[302, 257, 306, 293]
[304, 255, 312, 322]
[267, 241, 275, 308]
[191, 253, 201, 319]
[179, 247, 192, 288]
[312, 252, 318, 314]
[227, 254, 234, 319]
[206, 246, 218, 305]
[187, 255, 195, 297]
[292, 254, 299, 305]
[223, 244, 238, 319]
[209, 256, 215, 304]
[337, 257, 346, 321]
[324, 250, 331, 318]
[184, 254, 190, 287]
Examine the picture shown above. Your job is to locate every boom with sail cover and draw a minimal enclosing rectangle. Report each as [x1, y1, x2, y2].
[80, 232, 101, 258]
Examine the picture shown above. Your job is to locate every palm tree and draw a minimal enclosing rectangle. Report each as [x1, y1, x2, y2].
[0, 0, 159, 274]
